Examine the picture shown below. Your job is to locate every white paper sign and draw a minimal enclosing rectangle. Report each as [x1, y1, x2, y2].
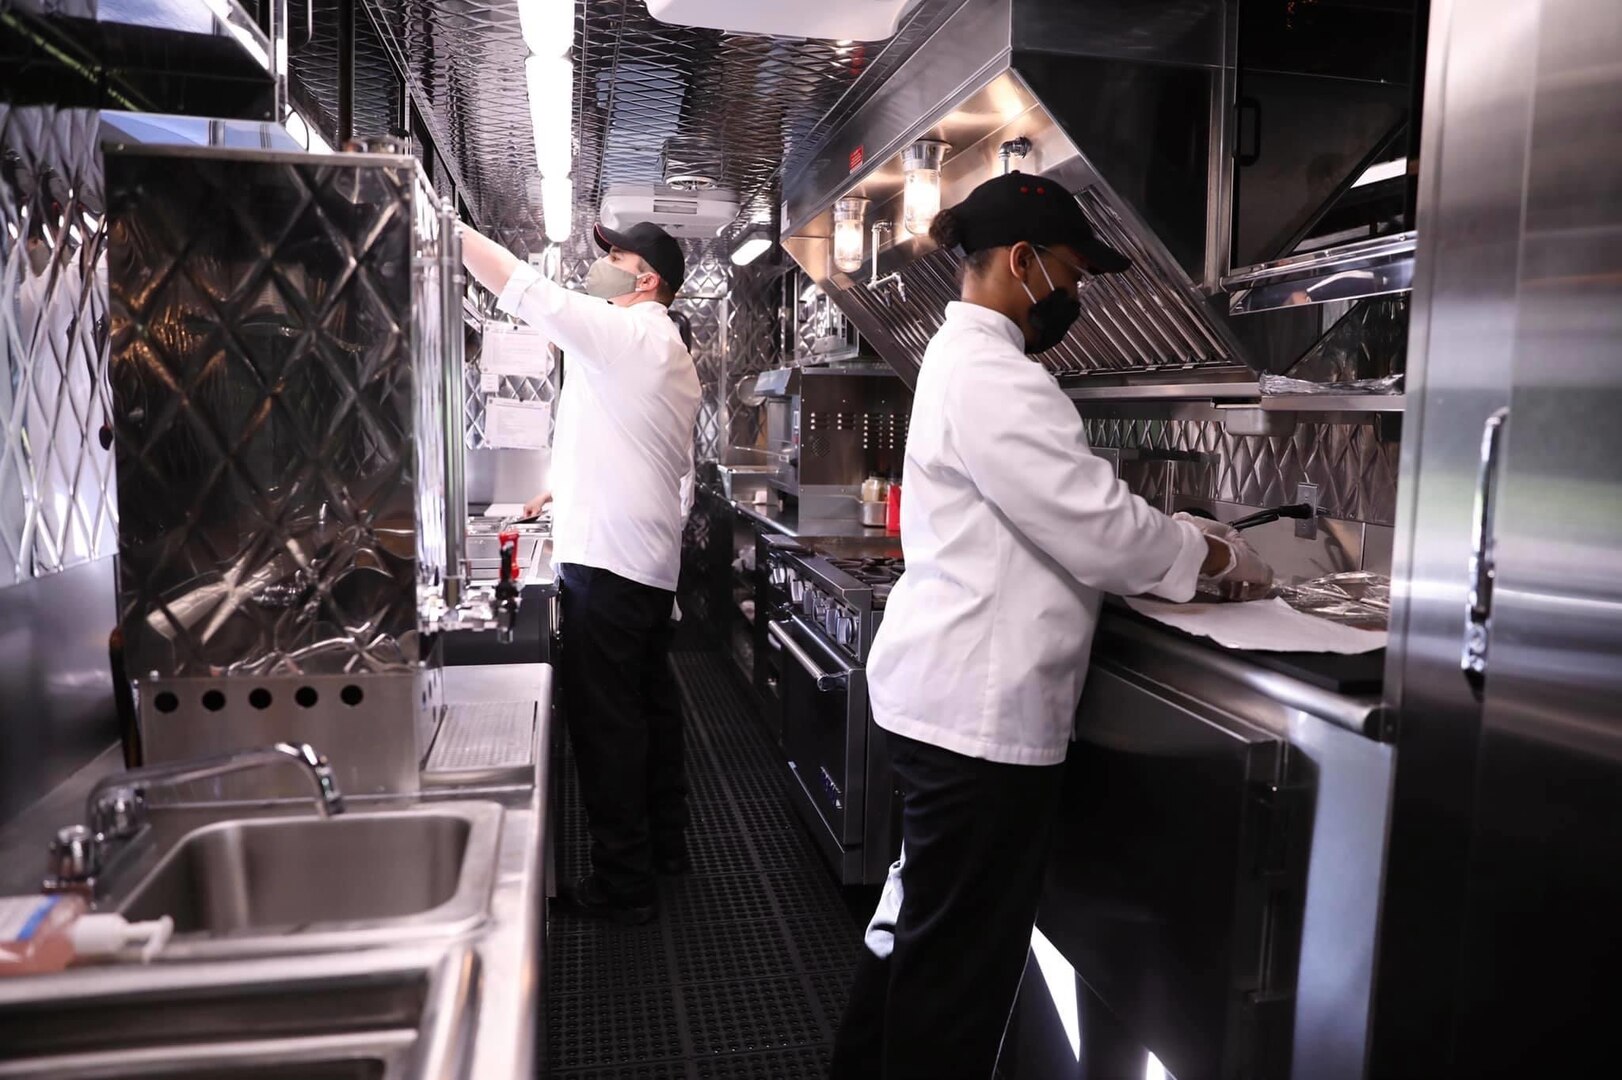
[483, 398, 552, 450]
[480, 369, 501, 393]
[482, 326, 554, 379]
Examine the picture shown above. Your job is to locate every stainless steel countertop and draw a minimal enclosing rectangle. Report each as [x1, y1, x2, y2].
[729, 497, 893, 540]
[0, 663, 555, 1080]
[441, 662, 552, 1080]
[1093, 610, 1389, 740]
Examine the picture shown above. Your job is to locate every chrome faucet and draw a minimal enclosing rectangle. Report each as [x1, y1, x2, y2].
[45, 742, 345, 893]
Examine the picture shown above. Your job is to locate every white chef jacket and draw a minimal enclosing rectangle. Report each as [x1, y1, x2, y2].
[866, 301, 1208, 766]
[498, 264, 700, 593]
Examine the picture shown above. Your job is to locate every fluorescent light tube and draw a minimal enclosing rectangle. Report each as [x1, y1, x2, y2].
[516, 0, 576, 56]
[1352, 157, 1408, 188]
[526, 54, 575, 178]
[542, 174, 573, 243]
[730, 236, 773, 266]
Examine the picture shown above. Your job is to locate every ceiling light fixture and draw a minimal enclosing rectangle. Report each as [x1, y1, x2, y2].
[832, 197, 869, 273]
[542, 175, 573, 244]
[516, 0, 575, 56]
[526, 54, 574, 178]
[901, 140, 948, 237]
[517, 1, 577, 243]
[729, 224, 775, 266]
[1352, 157, 1408, 188]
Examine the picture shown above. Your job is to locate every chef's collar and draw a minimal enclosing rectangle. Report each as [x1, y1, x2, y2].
[945, 301, 1025, 350]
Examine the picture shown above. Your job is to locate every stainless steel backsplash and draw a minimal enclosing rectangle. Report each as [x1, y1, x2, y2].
[1085, 416, 1401, 526]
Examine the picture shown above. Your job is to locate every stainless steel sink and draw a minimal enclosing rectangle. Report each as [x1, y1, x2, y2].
[0, 945, 473, 1079]
[111, 802, 503, 959]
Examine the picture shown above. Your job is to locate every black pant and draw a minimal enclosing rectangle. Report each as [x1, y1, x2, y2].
[830, 732, 1066, 1080]
[557, 563, 688, 905]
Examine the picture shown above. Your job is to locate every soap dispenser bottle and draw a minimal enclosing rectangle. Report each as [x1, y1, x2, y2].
[0, 894, 174, 975]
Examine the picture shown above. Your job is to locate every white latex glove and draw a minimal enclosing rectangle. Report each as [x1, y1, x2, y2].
[1173, 510, 1241, 543]
[1198, 533, 1275, 602]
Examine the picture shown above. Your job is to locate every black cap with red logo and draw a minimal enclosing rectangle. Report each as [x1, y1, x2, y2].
[938, 172, 1130, 273]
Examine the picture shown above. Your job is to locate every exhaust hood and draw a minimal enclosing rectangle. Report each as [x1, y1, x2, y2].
[781, 0, 1424, 391]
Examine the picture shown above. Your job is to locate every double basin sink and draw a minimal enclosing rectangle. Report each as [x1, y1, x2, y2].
[0, 801, 505, 1078]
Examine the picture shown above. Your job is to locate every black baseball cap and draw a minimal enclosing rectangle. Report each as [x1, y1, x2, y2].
[593, 220, 686, 291]
[940, 172, 1130, 273]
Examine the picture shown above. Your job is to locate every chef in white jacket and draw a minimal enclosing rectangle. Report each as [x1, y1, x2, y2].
[828, 173, 1272, 1079]
[461, 219, 700, 925]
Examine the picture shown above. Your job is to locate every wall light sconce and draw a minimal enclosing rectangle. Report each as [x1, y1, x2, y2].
[833, 196, 869, 273]
[901, 139, 949, 236]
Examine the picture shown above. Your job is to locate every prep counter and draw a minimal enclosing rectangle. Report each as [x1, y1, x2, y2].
[0, 663, 556, 1080]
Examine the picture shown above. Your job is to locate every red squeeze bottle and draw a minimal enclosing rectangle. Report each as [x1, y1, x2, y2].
[885, 480, 902, 533]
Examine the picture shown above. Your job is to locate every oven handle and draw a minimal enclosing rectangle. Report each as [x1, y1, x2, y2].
[768, 619, 849, 692]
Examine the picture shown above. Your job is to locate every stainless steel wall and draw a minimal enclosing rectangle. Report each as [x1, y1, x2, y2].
[0, 105, 120, 824]
[1375, 0, 1622, 1071]
[0, 106, 118, 586]
[503, 233, 781, 466]
[1084, 416, 1401, 526]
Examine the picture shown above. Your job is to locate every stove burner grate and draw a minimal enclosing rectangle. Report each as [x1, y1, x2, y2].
[825, 555, 906, 593]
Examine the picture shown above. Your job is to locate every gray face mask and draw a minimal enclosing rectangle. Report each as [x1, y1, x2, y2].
[584, 257, 640, 300]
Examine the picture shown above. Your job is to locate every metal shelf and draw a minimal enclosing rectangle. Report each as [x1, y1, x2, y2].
[1260, 394, 1405, 414]
[5, 0, 284, 119]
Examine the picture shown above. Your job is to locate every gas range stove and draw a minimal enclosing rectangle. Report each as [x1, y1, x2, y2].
[760, 535, 904, 663]
[754, 532, 906, 886]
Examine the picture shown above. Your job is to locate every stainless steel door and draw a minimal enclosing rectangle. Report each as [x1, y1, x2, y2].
[1373, 0, 1531, 1069]
[771, 615, 866, 846]
[1379, 0, 1622, 1071]
[1446, 2, 1622, 1071]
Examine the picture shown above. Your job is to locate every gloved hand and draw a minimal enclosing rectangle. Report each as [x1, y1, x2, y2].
[1173, 511, 1241, 544]
[1197, 532, 1275, 602]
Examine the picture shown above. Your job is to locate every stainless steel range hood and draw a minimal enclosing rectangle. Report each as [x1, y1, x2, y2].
[781, 0, 1420, 391]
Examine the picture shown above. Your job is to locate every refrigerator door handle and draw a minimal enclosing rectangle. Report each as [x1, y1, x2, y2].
[1463, 407, 1510, 689]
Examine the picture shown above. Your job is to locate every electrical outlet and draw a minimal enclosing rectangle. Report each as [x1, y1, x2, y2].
[1295, 483, 1321, 539]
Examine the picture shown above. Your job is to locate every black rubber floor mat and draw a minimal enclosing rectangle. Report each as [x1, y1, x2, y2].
[543, 650, 866, 1077]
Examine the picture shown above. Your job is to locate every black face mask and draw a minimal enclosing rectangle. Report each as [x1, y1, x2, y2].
[1019, 251, 1082, 355]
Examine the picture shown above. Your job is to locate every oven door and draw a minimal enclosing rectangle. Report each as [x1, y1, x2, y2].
[770, 614, 866, 847]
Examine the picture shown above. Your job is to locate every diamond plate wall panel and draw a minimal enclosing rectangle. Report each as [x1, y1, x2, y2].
[0, 105, 117, 589]
[725, 255, 782, 452]
[364, 0, 552, 241]
[290, 0, 403, 146]
[678, 294, 724, 461]
[462, 284, 559, 450]
[363, 0, 964, 252]
[106, 147, 446, 677]
[1083, 418, 1401, 526]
